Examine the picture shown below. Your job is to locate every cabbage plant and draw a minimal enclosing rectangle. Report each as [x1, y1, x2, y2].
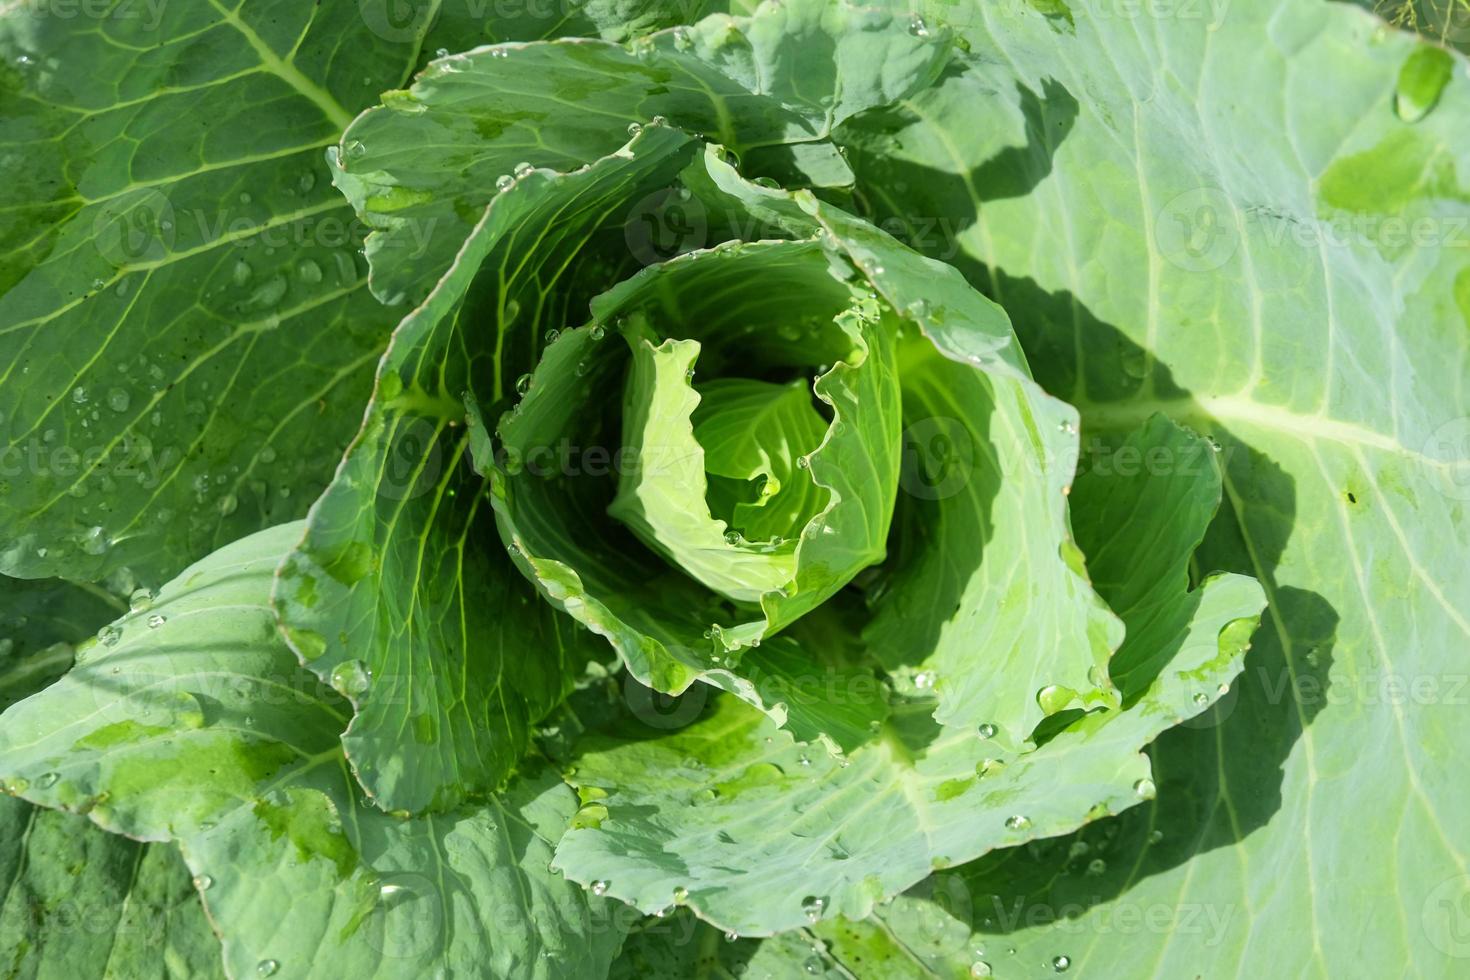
[1, 1, 1466, 978]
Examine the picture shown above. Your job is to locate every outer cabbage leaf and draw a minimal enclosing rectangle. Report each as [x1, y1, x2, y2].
[328, 0, 956, 305]
[0, 0, 706, 588]
[0, 524, 622, 980]
[836, 0, 1470, 973]
[0, 576, 222, 978]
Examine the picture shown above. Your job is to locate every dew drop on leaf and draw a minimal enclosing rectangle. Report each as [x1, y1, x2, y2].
[146, 614, 166, 629]
[98, 625, 122, 647]
[970, 963, 992, 978]
[496, 174, 515, 191]
[1133, 778, 1156, 799]
[590, 880, 608, 896]
[1005, 814, 1031, 831]
[80, 526, 110, 555]
[193, 874, 213, 890]
[1052, 955, 1071, 972]
[801, 895, 825, 922]
[330, 659, 372, 698]
[37, 772, 58, 788]
[977, 722, 997, 739]
[256, 960, 279, 977]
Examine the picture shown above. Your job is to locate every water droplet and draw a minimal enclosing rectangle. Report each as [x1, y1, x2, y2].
[1052, 954, 1072, 972]
[723, 530, 740, 546]
[146, 614, 166, 629]
[298, 171, 317, 193]
[80, 525, 110, 555]
[98, 625, 122, 647]
[193, 874, 213, 890]
[329, 659, 372, 698]
[976, 758, 1003, 778]
[434, 47, 449, 58]
[672, 885, 689, 904]
[1037, 684, 1075, 714]
[1058, 419, 1077, 436]
[801, 895, 825, 922]
[906, 298, 930, 318]
[798, 755, 811, 767]
[672, 26, 693, 49]
[590, 880, 609, 896]
[1005, 814, 1031, 831]
[1192, 691, 1209, 706]
[232, 259, 253, 285]
[796, 455, 810, 469]
[217, 493, 238, 517]
[1133, 778, 1156, 799]
[514, 161, 534, 178]
[908, 15, 930, 37]
[256, 960, 279, 978]
[104, 387, 131, 413]
[296, 259, 323, 284]
[725, 930, 739, 942]
[515, 373, 532, 397]
[970, 963, 993, 978]
[913, 671, 935, 690]
[1148, 829, 1164, 844]
[543, 327, 560, 344]
[129, 588, 154, 611]
[752, 176, 781, 189]
[37, 772, 59, 788]
[496, 174, 515, 191]
[977, 722, 997, 739]
[245, 275, 287, 309]
[71, 386, 88, 404]
[1394, 45, 1453, 123]
[589, 323, 606, 341]
[1086, 858, 1106, 876]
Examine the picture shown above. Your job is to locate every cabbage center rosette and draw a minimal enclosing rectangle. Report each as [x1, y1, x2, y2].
[483, 225, 907, 735]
